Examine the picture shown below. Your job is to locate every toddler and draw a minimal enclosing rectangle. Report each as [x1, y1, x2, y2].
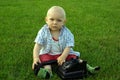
[32, 6, 100, 79]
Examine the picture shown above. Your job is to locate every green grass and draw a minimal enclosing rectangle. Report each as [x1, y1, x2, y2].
[0, 0, 120, 80]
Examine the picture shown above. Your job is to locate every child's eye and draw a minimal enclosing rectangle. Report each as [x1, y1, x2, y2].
[50, 18, 54, 21]
[57, 19, 62, 22]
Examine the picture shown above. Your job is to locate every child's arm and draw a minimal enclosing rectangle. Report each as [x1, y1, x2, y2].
[57, 47, 71, 65]
[32, 43, 42, 70]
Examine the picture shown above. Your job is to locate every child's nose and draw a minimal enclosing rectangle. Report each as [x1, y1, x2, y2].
[53, 20, 57, 24]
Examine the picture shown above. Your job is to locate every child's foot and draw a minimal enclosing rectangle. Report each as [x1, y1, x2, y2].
[37, 68, 52, 79]
[94, 66, 100, 71]
[87, 64, 100, 74]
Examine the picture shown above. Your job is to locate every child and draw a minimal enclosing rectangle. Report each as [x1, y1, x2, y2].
[32, 6, 100, 79]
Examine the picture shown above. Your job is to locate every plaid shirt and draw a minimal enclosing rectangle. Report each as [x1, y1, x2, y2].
[34, 24, 80, 56]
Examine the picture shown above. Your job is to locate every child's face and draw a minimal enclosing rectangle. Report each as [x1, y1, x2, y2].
[45, 12, 66, 31]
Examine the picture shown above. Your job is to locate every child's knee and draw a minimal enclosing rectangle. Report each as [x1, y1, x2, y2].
[44, 65, 52, 72]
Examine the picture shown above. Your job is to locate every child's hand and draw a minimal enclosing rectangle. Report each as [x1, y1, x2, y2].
[32, 58, 40, 70]
[57, 56, 65, 65]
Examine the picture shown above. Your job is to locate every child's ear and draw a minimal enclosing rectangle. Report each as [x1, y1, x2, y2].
[64, 19, 66, 24]
[45, 17, 48, 23]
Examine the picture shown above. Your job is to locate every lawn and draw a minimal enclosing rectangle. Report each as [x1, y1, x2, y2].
[0, 0, 120, 80]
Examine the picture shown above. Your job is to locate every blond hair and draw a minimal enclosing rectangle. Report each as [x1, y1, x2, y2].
[46, 6, 66, 19]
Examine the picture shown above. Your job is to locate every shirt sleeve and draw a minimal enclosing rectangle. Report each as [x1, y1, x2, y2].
[34, 27, 45, 45]
[66, 29, 74, 47]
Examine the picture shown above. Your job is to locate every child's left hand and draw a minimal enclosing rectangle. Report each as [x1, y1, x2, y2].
[57, 56, 65, 65]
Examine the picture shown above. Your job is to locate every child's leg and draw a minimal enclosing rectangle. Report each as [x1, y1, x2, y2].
[44, 65, 53, 76]
[86, 64, 100, 73]
[36, 54, 57, 79]
[37, 65, 53, 79]
[78, 59, 100, 73]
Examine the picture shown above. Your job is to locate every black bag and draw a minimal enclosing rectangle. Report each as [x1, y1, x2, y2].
[57, 59, 87, 80]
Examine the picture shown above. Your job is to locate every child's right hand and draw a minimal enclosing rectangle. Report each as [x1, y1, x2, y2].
[32, 58, 40, 70]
